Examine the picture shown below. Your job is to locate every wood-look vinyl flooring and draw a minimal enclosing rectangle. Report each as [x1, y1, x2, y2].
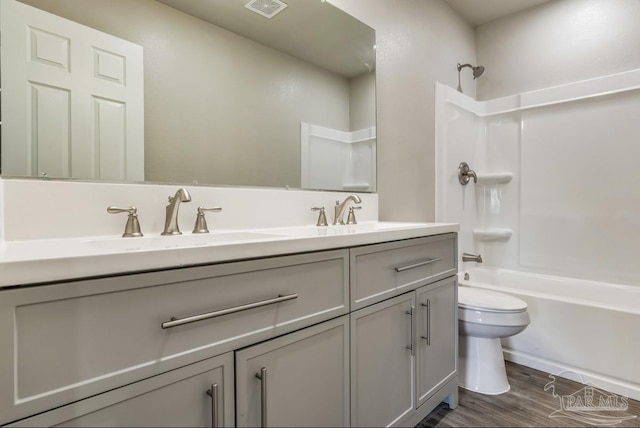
[417, 362, 640, 427]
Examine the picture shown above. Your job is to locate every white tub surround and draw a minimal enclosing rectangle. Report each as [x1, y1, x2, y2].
[436, 69, 640, 285]
[436, 69, 640, 402]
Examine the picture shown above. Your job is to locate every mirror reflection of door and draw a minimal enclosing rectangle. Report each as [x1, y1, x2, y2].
[1, 0, 144, 180]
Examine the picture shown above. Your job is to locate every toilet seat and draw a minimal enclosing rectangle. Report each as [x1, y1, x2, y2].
[458, 286, 527, 313]
[458, 286, 530, 329]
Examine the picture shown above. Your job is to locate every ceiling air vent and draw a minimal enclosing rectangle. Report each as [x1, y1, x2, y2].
[245, 0, 288, 19]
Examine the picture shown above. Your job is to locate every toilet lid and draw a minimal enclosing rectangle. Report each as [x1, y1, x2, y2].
[458, 286, 527, 313]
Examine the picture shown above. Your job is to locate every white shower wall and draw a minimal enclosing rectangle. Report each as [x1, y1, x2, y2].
[436, 69, 640, 287]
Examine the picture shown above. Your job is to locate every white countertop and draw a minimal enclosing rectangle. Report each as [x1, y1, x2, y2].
[0, 221, 459, 287]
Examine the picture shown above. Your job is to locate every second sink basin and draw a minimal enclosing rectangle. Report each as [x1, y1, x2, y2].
[87, 231, 287, 252]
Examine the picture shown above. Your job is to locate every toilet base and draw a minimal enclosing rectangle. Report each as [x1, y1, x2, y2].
[459, 335, 510, 395]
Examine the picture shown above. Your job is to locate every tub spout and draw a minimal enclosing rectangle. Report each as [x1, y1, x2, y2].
[462, 253, 483, 263]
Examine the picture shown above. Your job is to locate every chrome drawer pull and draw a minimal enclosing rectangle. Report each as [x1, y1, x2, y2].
[206, 383, 219, 428]
[161, 293, 298, 329]
[405, 306, 415, 356]
[394, 258, 441, 272]
[421, 300, 431, 345]
[256, 367, 268, 428]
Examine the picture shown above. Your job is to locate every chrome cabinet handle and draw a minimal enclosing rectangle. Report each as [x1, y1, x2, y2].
[405, 306, 415, 356]
[206, 383, 219, 428]
[394, 258, 441, 272]
[161, 294, 298, 329]
[421, 300, 431, 345]
[255, 367, 267, 428]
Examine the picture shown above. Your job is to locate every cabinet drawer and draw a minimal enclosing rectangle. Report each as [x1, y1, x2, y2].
[0, 249, 349, 425]
[350, 234, 456, 310]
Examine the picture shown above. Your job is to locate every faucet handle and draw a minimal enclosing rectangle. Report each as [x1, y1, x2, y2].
[458, 162, 478, 185]
[311, 207, 328, 227]
[192, 207, 222, 234]
[346, 206, 362, 225]
[107, 206, 143, 238]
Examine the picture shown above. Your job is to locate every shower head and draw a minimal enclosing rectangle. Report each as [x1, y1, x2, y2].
[456, 63, 485, 93]
[472, 65, 484, 79]
[457, 63, 484, 78]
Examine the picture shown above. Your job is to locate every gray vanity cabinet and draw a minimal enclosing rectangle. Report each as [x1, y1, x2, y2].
[9, 352, 235, 427]
[235, 316, 350, 427]
[416, 278, 458, 408]
[350, 293, 416, 427]
[1, 233, 458, 427]
[349, 279, 458, 428]
[0, 249, 349, 425]
[349, 235, 458, 427]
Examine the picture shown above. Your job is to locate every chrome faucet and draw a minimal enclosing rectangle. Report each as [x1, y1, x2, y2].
[333, 194, 362, 225]
[162, 188, 192, 235]
[462, 252, 483, 263]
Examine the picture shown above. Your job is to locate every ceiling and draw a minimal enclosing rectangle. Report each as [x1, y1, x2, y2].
[445, 0, 552, 27]
[156, 0, 375, 78]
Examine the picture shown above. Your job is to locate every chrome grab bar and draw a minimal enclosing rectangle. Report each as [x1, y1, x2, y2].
[256, 367, 268, 428]
[206, 383, 219, 428]
[161, 293, 298, 329]
[394, 258, 441, 272]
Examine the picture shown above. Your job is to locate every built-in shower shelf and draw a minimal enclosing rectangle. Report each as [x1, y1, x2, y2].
[473, 227, 513, 241]
[475, 172, 513, 185]
[342, 183, 370, 191]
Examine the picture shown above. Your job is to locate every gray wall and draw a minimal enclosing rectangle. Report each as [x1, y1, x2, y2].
[476, 0, 640, 100]
[349, 71, 376, 131]
[330, 0, 477, 221]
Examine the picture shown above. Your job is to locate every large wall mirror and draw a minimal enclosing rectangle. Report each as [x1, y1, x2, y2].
[0, 0, 376, 192]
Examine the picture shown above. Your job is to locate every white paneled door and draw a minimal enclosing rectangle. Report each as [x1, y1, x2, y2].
[1, 0, 144, 180]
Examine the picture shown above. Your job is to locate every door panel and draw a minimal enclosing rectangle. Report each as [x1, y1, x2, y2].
[351, 293, 415, 427]
[1, 0, 143, 180]
[416, 279, 457, 407]
[235, 316, 350, 427]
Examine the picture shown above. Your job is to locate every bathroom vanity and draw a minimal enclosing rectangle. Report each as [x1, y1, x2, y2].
[0, 223, 459, 427]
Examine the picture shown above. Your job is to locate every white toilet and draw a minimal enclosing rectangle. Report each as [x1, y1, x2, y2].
[457, 286, 530, 395]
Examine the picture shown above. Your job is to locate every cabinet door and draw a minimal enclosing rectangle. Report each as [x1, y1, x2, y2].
[10, 353, 234, 427]
[416, 278, 457, 407]
[351, 293, 415, 427]
[235, 316, 349, 427]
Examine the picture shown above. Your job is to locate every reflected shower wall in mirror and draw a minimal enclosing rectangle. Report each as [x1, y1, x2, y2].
[0, 0, 376, 192]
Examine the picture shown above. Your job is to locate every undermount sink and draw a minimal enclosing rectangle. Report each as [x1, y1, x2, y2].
[261, 221, 434, 238]
[86, 231, 287, 252]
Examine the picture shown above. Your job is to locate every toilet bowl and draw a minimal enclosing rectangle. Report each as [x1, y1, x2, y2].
[458, 286, 530, 395]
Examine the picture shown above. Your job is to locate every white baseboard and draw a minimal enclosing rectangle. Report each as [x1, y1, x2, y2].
[503, 348, 640, 401]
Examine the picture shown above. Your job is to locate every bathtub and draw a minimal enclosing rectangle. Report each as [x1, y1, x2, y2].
[459, 268, 640, 401]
